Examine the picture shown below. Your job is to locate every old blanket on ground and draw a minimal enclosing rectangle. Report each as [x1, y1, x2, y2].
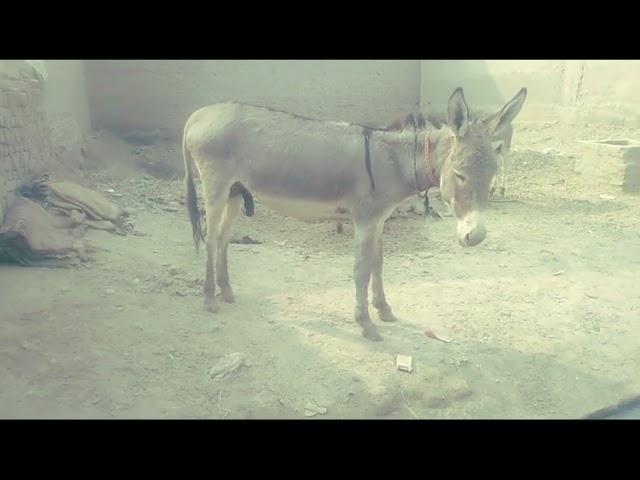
[0, 174, 129, 266]
[0, 196, 88, 266]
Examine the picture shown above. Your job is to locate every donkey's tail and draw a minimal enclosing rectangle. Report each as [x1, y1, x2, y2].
[183, 129, 205, 251]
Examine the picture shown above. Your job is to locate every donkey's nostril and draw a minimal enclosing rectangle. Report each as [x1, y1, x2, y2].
[465, 232, 471, 244]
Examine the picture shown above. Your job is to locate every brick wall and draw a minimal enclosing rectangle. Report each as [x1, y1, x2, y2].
[0, 61, 56, 225]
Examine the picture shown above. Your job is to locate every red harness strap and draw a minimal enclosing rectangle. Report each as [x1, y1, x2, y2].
[424, 130, 439, 188]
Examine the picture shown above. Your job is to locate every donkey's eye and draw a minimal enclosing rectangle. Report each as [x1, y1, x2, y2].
[455, 173, 466, 183]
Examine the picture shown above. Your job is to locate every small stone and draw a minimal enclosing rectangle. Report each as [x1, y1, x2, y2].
[105, 288, 116, 295]
[304, 402, 328, 417]
[209, 352, 245, 381]
[168, 267, 180, 276]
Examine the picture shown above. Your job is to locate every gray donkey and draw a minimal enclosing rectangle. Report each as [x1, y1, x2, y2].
[183, 87, 527, 341]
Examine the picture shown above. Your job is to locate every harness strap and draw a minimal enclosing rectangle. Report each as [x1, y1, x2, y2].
[363, 128, 375, 193]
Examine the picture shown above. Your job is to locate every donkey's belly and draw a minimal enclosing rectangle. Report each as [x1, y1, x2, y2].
[255, 193, 352, 223]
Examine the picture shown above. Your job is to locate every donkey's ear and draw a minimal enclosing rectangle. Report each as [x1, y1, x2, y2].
[483, 88, 527, 137]
[447, 87, 470, 137]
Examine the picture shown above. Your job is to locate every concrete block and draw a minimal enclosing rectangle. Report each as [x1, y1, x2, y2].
[575, 139, 640, 193]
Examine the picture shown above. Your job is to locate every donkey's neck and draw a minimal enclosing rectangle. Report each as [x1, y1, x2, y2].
[413, 128, 448, 193]
[370, 128, 448, 203]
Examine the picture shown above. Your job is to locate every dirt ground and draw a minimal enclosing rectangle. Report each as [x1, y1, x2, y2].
[1, 120, 639, 419]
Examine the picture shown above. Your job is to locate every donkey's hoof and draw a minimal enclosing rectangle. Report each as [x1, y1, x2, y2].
[204, 302, 220, 313]
[377, 308, 398, 323]
[374, 303, 397, 322]
[219, 288, 235, 304]
[362, 324, 384, 342]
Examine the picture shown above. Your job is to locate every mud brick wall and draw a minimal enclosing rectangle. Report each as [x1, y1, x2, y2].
[86, 60, 421, 141]
[0, 61, 56, 225]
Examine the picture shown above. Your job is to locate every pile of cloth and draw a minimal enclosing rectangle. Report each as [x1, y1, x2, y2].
[0, 172, 129, 266]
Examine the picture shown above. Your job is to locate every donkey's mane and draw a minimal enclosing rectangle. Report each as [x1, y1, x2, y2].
[385, 112, 445, 131]
[384, 108, 493, 132]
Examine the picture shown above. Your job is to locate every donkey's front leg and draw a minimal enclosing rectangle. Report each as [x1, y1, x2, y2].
[371, 222, 397, 323]
[353, 221, 383, 341]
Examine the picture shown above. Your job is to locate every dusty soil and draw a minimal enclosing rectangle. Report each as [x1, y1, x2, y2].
[1, 122, 639, 419]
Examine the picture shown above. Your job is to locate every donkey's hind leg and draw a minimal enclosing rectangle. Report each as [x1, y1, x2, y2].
[202, 178, 232, 313]
[216, 193, 243, 303]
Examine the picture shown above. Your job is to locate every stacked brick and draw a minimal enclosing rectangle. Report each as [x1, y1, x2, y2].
[0, 61, 56, 225]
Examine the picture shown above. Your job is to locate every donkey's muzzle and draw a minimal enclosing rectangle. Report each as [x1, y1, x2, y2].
[457, 212, 486, 247]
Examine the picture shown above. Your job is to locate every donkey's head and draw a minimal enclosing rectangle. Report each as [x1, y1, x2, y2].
[437, 87, 527, 247]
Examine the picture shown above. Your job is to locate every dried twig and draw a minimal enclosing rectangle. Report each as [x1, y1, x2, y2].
[217, 391, 232, 419]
